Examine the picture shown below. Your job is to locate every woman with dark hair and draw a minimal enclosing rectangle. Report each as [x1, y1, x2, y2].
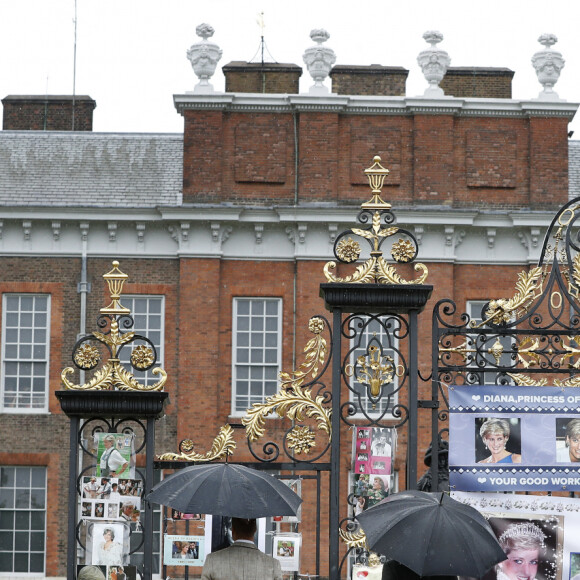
[478, 418, 521, 464]
[495, 522, 546, 580]
[366, 477, 388, 507]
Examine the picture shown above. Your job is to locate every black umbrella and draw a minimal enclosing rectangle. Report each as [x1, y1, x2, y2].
[146, 463, 302, 519]
[356, 490, 506, 578]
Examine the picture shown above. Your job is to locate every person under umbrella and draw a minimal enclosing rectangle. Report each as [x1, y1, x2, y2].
[381, 559, 457, 580]
[356, 490, 506, 578]
[201, 517, 282, 580]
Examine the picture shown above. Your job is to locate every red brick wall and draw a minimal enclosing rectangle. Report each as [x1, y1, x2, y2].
[182, 108, 570, 209]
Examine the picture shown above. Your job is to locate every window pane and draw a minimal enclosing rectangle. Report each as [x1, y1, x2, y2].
[30, 553, 44, 573]
[0, 532, 13, 551]
[233, 299, 281, 412]
[0, 490, 14, 509]
[3, 295, 49, 411]
[0, 466, 45, 574]
[0, 511, 14, 528]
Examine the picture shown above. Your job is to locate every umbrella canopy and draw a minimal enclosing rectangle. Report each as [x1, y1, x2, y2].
[356, 490, 506, 578]
[147, 463, 302, 519]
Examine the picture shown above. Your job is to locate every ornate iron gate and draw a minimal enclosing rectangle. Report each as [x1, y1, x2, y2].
[432, 197, 580, 491]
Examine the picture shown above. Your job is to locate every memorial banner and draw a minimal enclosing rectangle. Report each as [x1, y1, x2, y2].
[449, 385, 580, 491]
[451, 492, 580, 580]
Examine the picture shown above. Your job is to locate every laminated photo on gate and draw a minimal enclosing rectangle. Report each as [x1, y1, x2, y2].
[80, 476, 142, 522]
[163, 534, 205, 566]
[95, 433, 135, 480]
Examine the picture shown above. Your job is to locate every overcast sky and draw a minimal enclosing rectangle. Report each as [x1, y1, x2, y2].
[1, 0, 579, 134]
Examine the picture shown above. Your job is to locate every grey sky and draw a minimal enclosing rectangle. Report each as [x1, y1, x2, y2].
[1, 0, 579, 133]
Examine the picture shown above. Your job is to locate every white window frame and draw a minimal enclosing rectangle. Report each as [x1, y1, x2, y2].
[1, 294, 50, 413]
[0, 466, 47, 576]
[466, 300, 515, 386]
[349, 316, 399, 416]
[117, 295, 165, 387]
[231, 298, 282, 416]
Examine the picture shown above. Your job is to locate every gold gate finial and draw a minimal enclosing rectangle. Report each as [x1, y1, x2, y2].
[361, 156, 391, 210]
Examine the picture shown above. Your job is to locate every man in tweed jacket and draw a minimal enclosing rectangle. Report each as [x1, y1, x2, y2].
[201, 517, 283, 580]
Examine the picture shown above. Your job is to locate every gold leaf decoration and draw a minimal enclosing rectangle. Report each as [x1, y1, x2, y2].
[554, 375, 580, 387]
[571, 254, 580, 296]
[475, 267, 543, 328]
[507, 373, 548, 386]
[339, 528, 368, 549]
[243, 379, 332, 443]
[242, 317, 331, 443]
[324, 257, 428, 285]
[62, 361, 166, 391]
[516, 337, 541, 369]
[157, 425, 236, 461]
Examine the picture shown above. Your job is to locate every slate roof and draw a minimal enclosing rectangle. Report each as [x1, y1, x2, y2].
[0, 131, 183, 208]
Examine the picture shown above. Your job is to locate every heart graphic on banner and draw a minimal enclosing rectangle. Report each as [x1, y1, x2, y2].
[477, 477, 487, 483]
[472, 395, 481, 401]
[357, 572, 369, 578]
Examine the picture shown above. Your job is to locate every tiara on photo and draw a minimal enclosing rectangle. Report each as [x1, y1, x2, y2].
[499, 523, 546, 547]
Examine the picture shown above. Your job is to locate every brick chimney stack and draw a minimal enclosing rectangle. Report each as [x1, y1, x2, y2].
[223, 62, 302, 94]
[2, 95, 96, 131]
[440, 68, 514, 98]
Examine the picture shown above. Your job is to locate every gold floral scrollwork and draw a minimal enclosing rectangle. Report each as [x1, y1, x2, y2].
[324, 257, 428, 285]
[131, 345, 155, 369]
[506, 373, 548, 386]
[157, 424, 236, 461]
[74, 344, 101, 369]
[61, 361, 167, 391]
[287, 426, 316, 454]
[339, 527, 368, 550]
[391, 239, 414, 263]
[242, 317, 331, 446]
[337, 238, 361, 263]
[473, 267, 543, 328]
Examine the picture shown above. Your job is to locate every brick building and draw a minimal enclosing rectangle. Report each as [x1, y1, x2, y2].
[0, 36, 578, 579]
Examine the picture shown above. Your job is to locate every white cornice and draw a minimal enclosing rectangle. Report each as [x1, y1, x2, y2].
[0, 206, 554, 265]
[173, 92, 579, 119]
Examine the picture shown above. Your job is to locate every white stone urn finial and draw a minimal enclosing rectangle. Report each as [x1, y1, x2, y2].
[303, 29, 336, 95]
[186, 23, 223, 94]
[417, 31, 451, 97]
[532, 33, 565, 101]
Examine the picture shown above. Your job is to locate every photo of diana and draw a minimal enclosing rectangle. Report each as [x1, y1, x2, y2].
[555, 418, 580, 463]
[479, 518, 560, 580]
[475, 417, 522, 464]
